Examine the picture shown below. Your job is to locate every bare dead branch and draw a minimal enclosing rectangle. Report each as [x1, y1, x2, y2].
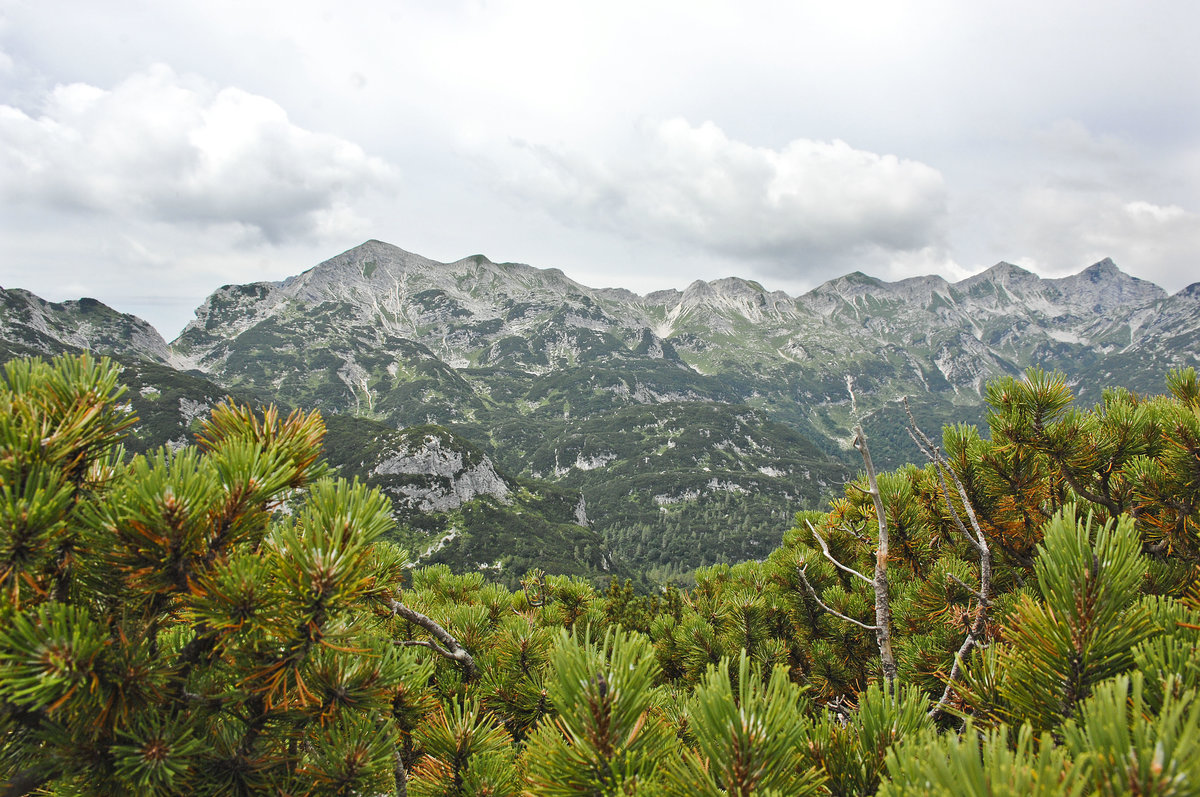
[946, 573, 987, 603]
[904, 401, 981, 553]
[946, 468, 987, 548]
[805, 519, 874, 586]
[906, 425, 968, 541]
[395, 638, 456, 659]
[930, 635, 978, 721]
[797, 566, 881, 632]
[394, 748, 409, 797]
[842, 524, 870, 544]
[389, 598, 477, 681]
[847, 376, 897, 696]
[902, 398, 993, 720]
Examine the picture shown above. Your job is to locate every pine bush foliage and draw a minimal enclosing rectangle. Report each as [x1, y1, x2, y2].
[521, 629, 673, 795]
[666, 652, 824, 796]
[956, 509, 1154, 731]
[879, 722, 1080, 797]
[1064, 673, 1200, 796]
[6, 353, 1200, 794]
[0, 354, 423, 794]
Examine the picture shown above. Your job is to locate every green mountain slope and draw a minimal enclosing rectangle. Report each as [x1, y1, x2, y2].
[0, 303, 630, 586]
[5, 241, 1197, 579]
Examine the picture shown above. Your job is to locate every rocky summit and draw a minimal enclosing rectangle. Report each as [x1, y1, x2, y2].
[3, 240, 1197, 582]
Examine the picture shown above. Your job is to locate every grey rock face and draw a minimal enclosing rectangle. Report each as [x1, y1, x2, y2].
[372, 431, 510, 512]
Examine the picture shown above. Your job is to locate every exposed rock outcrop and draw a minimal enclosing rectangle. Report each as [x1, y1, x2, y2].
[372, 431, 510, 512]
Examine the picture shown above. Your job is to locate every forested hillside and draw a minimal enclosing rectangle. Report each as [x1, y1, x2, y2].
[4, 242, 1198, 581]
[0, 343, 639, 592]
[4, 352, 1199, 795]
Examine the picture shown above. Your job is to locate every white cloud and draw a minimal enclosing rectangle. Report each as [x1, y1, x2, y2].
[974, 119, 1200, 293]
[3, 2, 1198, 326]
[1015, 187, 1200, 291]
[492, 118, 948, 279]
[0, 64, 395, 242]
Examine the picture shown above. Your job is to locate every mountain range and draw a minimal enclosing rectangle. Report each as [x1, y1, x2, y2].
[3, 240, 1197, 583]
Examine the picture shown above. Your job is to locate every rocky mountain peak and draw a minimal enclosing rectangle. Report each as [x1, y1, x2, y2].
[960, 261, 1039, 291]
[680, 277, 765, 303]
[643, 288, 685, 305]
[283, 240, 430, 295]
[1080, 257, 1120, 279]
[60, 239, 1188, 397]
[1048, 258, 1165, 314]
[809, 271, 885, 299]
[883, 274, 953, 306]
[665, 277, 787, 330]
[1, 287, 176, 365]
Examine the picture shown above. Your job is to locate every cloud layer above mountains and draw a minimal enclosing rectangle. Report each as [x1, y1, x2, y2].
[0, 65, 392, 242]
[1, 0, 1197, 337]
[499, 119, 948, 273]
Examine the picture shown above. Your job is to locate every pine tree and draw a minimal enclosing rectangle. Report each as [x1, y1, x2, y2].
[664, 651, 824, 796]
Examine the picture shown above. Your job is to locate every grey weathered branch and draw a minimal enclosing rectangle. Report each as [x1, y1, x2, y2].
[904, 401, 981, 552]
[389, 598, 477, 681]
[841, 523, 870, 544]
[946, 573, 988, 604]
[847, 377, 898, 697]
[797, 566, 881, 632]
[902, 397, 993, 720]
[394, 748, 409, 797]
[805, 519, 874, 586]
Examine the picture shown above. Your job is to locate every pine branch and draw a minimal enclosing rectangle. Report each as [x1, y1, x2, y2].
[0, 765, 56, 797]
[521, 569, 548, 608]
[1050, 451, 1122, 516]
[171, 627, 219, 703]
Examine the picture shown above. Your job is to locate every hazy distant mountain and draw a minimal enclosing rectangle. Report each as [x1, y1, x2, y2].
[3, 241, 1196, 580]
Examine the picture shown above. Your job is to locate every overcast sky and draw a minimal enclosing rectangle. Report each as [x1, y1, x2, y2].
[2, 0, 1198, 339]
